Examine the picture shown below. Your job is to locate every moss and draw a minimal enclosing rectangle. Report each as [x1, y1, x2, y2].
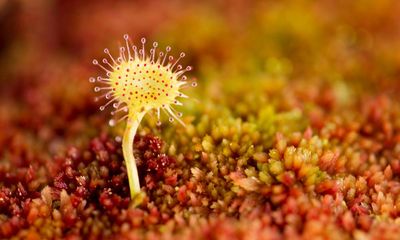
[2, 0, 400, 239]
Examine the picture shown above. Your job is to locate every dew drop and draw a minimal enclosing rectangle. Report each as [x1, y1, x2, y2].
[123, 34, 129, 40]
[109, 119, 116, 126]
[169, 117, 174, 122]
[181, 76, 187, 81]
[180, 52, 185, 58]
[89, 77, 96, 83]
[177, 65, 182, 70]
[92, 59, 98, 65]
[112, 103, 119, 108]
[94, 87, 100, 92]
[186, 66, 192, 71]
[166, 46, 171, 52]
[153, 42, 158, 47]
[141, 38, 146, 44]
[100, 106, 105, 111]
[115, 136, 122, 142]
[169, 56, 174, 61]
[156, 120, 162, 126]
[104, 48, 109, 54]
[191, 82, 198, 87]
[177, 112, 183, 117]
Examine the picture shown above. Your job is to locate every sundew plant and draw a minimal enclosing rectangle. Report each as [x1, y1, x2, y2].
[90, 35, 196, 198]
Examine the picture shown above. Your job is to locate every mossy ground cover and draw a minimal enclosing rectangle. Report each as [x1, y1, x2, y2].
[0, 1, 400, 239]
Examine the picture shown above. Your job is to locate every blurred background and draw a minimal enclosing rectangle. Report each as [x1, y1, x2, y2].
[0, 0, 400, 155]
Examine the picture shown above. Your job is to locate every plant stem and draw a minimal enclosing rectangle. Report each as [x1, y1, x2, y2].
[123, 111, 146, 198]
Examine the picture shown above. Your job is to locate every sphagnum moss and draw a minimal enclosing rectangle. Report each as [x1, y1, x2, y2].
[90, 34, 196, 198]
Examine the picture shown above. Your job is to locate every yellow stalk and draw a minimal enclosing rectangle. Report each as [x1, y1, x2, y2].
[123, 111, 146, 198]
